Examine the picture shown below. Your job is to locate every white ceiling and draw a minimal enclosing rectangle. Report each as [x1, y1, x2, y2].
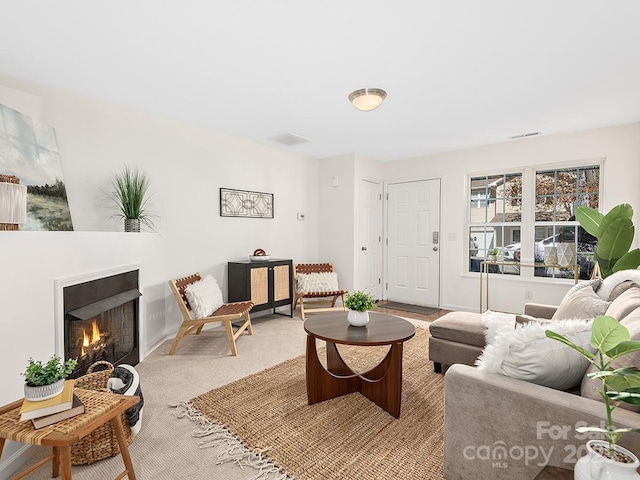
[1, 1, 639, 161]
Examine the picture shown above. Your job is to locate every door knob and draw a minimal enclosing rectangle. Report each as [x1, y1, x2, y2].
[433, 247, 438, 251]
[361, 246, 368, 251]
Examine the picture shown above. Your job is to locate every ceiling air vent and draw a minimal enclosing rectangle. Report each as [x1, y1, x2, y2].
[268, 133, 311, 146]
[508, 131, 541, 140]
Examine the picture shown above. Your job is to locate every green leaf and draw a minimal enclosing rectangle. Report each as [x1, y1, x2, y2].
[575, 206, 604, 237]
[605, 340, 640, 360]
[607, 388, 640, 405]
[595, 217, 634, 261]
[613, 249, 640, 273]
[545, 330, 595, 360]
[591, 315, 630, 353]
[599, 203, 634, 236]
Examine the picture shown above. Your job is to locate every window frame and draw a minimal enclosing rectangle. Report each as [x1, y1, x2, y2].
[465, 159, 604, 282]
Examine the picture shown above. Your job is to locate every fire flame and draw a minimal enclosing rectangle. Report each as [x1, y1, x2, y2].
[81, 320, 101, 355]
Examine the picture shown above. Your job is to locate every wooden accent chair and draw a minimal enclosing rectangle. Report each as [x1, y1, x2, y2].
[168, 273, 254, 355]
[293, 263, 348, 320]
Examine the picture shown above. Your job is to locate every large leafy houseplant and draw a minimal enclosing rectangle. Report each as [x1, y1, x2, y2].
[575, 203, 640, 278]
[110, 166, 155, 231]
[545, 315, 640, 460]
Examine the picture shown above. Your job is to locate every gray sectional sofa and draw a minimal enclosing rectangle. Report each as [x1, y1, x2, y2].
[431, 275, 640, 479]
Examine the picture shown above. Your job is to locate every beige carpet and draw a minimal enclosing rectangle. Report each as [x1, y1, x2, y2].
[14, 314, 443, 480]
[182, 327, 444, 480]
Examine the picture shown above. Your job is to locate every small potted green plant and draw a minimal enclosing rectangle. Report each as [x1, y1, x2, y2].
[22, 355, 77, 401]
[488, 248, 499, 262]
[344, 290, 376, 326]
[110, 166, 155, 232]
[545, 316, 640, 478]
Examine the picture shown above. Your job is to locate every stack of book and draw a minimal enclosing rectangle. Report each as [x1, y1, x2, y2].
[20, 379, 85, 429]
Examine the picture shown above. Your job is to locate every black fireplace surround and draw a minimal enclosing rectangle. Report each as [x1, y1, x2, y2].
[63, 270, 141, 378]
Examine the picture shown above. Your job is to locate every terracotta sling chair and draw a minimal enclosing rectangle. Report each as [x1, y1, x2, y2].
[168, 273, 254, 355]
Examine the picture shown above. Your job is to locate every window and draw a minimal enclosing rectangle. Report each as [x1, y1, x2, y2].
[467, 163, 601, 281]
[532, 166, 599, 280]
[468, 173, 522, 275]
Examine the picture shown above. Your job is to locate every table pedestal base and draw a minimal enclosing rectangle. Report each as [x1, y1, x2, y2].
[306, 336, 404, 418]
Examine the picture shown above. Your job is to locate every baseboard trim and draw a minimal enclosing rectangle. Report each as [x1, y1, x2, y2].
[0, 443, 33, 480]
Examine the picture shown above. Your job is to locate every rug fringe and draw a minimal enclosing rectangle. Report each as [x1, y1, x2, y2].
[172, 402, 292, 480]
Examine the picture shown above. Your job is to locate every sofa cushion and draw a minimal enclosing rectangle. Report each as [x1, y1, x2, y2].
[428, 311, 485, 348]
[609, 281, 640, 302]
[476, 319, 594, 390]
[604, 284, 640, 321]
[580, 307, 640, 411]
[551, 286, 610, 321]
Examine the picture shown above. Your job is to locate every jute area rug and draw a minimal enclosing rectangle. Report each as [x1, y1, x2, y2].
[177, 327, 444, 480]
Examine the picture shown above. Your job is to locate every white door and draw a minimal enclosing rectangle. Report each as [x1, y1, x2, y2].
[358, 179, 383, 299]
[386, 179, 441, 307]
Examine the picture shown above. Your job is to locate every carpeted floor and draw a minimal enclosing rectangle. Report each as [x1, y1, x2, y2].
[15, 314, 443, 480]
[183, 327, 444, 480]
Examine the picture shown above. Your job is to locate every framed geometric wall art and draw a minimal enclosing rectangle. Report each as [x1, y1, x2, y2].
[0, 103, 73, 231]
[220, 188, 274, 218]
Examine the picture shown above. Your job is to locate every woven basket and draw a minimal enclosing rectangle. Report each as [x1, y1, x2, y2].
[71, 361, 134, 465]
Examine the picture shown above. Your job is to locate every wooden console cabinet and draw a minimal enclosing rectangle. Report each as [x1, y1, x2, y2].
[228, 259, 293, 317]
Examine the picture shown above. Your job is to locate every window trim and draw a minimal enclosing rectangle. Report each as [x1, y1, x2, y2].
[465, 158, 604, 281]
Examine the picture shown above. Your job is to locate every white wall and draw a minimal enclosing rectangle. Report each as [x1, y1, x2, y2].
[0, 73, 321, 342]
[382, 123, 640, 313]
[0, 75, 322, 476]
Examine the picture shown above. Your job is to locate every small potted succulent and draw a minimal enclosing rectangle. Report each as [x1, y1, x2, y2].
[22, 355, 77, 401]
[487, 248, 499, 262]
[546, 316, 640, 479]
[344, 290, 376, 327]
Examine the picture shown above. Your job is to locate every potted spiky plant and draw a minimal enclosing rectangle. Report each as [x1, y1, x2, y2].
[110, 166, 155, 232]
[545, 316, 640, 478]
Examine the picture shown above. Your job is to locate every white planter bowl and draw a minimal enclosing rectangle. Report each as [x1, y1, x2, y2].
[347, 310, 370, 327]
[24, 378, 65, 402]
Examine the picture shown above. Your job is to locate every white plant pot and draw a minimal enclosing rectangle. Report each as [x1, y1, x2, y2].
[347, 310, 369, 327]
[24, 378, 65, 402]
[557, 242, 576, 266]
[574, 440, 640, 480]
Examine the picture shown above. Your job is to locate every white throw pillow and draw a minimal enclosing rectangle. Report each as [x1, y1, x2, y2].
[476, 319, 594, 390]
[184, 275, 224, 319]
[481, 310, 516, 344]
[296, 272, 339, 293]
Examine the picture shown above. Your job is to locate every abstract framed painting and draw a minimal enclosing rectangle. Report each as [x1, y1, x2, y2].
[220, 188, 274, 218]
[0, 103, 73, 231]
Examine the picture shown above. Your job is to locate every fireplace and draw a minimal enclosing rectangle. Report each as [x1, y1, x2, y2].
[62, 269, 141, 378]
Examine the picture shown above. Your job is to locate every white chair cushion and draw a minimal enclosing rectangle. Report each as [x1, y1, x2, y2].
[296, 272, 340, 293]
[184, 275, 224, 319]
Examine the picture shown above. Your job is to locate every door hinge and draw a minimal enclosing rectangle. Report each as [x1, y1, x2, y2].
[386, 238, 388, 245]
[378, 235, 381, 242]
[379, 193, 382, 200]
[386, 193, 389, 200]
[385, 282, 388, 290]
[378, 278, 381, 284]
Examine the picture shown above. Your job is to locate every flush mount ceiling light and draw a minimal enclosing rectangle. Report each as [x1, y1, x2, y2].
[348, 88, 387, 112]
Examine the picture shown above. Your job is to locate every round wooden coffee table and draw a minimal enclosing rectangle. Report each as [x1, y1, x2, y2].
[304, 311, 415, 418]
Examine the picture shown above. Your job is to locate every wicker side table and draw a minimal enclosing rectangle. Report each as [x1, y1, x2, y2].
[0, 388, 138, 480]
